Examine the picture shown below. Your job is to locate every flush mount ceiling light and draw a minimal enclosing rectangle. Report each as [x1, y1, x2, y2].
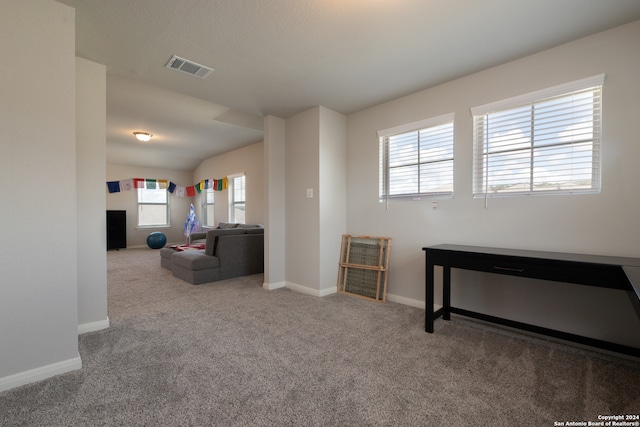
[133, 132, 152, 142]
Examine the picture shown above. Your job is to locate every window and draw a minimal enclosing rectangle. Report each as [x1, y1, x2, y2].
[378, 113, 454, 200]
[229, 174, 245, 223]
[203, 188, 215, 227]
[472, 74, 604, 199]
[137, 185, 169, 226]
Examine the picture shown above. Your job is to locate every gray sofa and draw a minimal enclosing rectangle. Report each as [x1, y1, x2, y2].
[160, 224, 264, 284]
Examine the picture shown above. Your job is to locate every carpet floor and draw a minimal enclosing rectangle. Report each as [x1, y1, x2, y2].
[1, 248, 639, 426]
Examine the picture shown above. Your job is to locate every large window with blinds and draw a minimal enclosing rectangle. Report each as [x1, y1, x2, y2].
[472, 75, 604, 198]
[229, 174, 246, 223]
[137, 186, 169, 227]
[378, 113, 454, 200]
[203, 188, 215, 227]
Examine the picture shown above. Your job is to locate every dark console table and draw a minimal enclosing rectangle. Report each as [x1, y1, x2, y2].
[423, 244, 640, 357]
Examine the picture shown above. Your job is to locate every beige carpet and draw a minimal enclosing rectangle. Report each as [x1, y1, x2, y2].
[1, 248, 639, 426]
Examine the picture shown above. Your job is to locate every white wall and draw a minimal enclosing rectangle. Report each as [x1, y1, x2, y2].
[263, 116, 287, 288]
[318, 107, 347, 292]
[76, 57, 109, 333]
[106, 164, 193, 247]
[193, 141, 265, 227]
[0, 0, 81, 390]
[285, 106, 347, 294]
[286, 108, 321, 290]
[346, 20, 640, 346]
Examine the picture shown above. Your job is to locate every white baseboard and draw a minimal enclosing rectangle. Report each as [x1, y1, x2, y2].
[284, 281, 317, 296]
[386, 293, 442, 312]
[318, 285, 337, 297]
[266, 281, 433, 311]
[386, 293, 426, 309]
[263, 281, 286, 290]
[331, 290, 435, 310]
[78, 317, 110, 335]
[0, 354, 82, 393]
[284, 281, 337, 297]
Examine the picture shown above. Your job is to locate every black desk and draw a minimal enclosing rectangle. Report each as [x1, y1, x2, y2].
[423, 244, 640, 357]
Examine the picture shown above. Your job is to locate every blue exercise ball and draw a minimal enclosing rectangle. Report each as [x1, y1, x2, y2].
[146, 231, 167, 249]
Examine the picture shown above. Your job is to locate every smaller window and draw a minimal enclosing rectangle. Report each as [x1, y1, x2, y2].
[229, 175, 245, 223]
[137, 185, 169, 226]
[378, 113, 454, 200]
[203, 188, 215, 227]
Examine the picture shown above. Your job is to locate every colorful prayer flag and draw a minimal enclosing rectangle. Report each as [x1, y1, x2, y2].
[120, 179, 133, 191]
[106, 181, 121, 193]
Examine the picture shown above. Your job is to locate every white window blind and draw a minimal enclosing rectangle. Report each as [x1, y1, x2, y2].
[472, 74, 604, 199]
[378, 113, 454, 200]
[203, 188, 215, 227]
[137, 185, 169, 226]
[229, 174, 245, 223]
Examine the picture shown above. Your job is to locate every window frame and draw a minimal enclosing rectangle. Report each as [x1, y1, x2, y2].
[202, 187, 215, 227]
[229, 174, 246, 224]
[378, 113, 455, 201]
[471, 74, 605, 199]
[137, 185, 170, 227]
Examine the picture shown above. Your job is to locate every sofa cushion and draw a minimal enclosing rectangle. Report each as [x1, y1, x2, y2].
[160, 247, 175, 269]
[171, 250, 220, 271]
[205, 228, 245, 256]
[244, 227, 264, 234]
[218, 222, 240, 229]
[160, 247, 174, 261]
[189, 231, 207, 243]
[237, 223, 264, 229]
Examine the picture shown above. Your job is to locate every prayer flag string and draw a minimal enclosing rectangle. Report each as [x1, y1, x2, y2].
[106, 177, 229, 197]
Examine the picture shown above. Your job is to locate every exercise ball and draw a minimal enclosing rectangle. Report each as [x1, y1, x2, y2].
[146, 231, 167, 249]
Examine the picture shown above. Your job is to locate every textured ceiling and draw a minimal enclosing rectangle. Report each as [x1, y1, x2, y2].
[56, 0, 640, 171]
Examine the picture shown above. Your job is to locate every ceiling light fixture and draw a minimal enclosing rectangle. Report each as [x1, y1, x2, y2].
[133, 132, 152, 142]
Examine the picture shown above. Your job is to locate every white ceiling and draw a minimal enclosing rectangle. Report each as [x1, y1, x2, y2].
[57, 0, 640, 171]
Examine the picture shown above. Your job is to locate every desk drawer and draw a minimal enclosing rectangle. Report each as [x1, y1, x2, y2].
[427, 249, 629, 290]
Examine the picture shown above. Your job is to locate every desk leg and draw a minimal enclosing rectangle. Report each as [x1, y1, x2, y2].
[426, 255, 435, 333]
[443, 266, 451, 321]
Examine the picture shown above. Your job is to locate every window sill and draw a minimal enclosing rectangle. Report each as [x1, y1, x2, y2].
[379, 193, 454, 202]
[473, 189, 599, 199]
[136, 225, 171, 230]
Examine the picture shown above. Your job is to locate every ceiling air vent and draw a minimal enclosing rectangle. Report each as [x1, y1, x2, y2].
[165, 55, 214, 79]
